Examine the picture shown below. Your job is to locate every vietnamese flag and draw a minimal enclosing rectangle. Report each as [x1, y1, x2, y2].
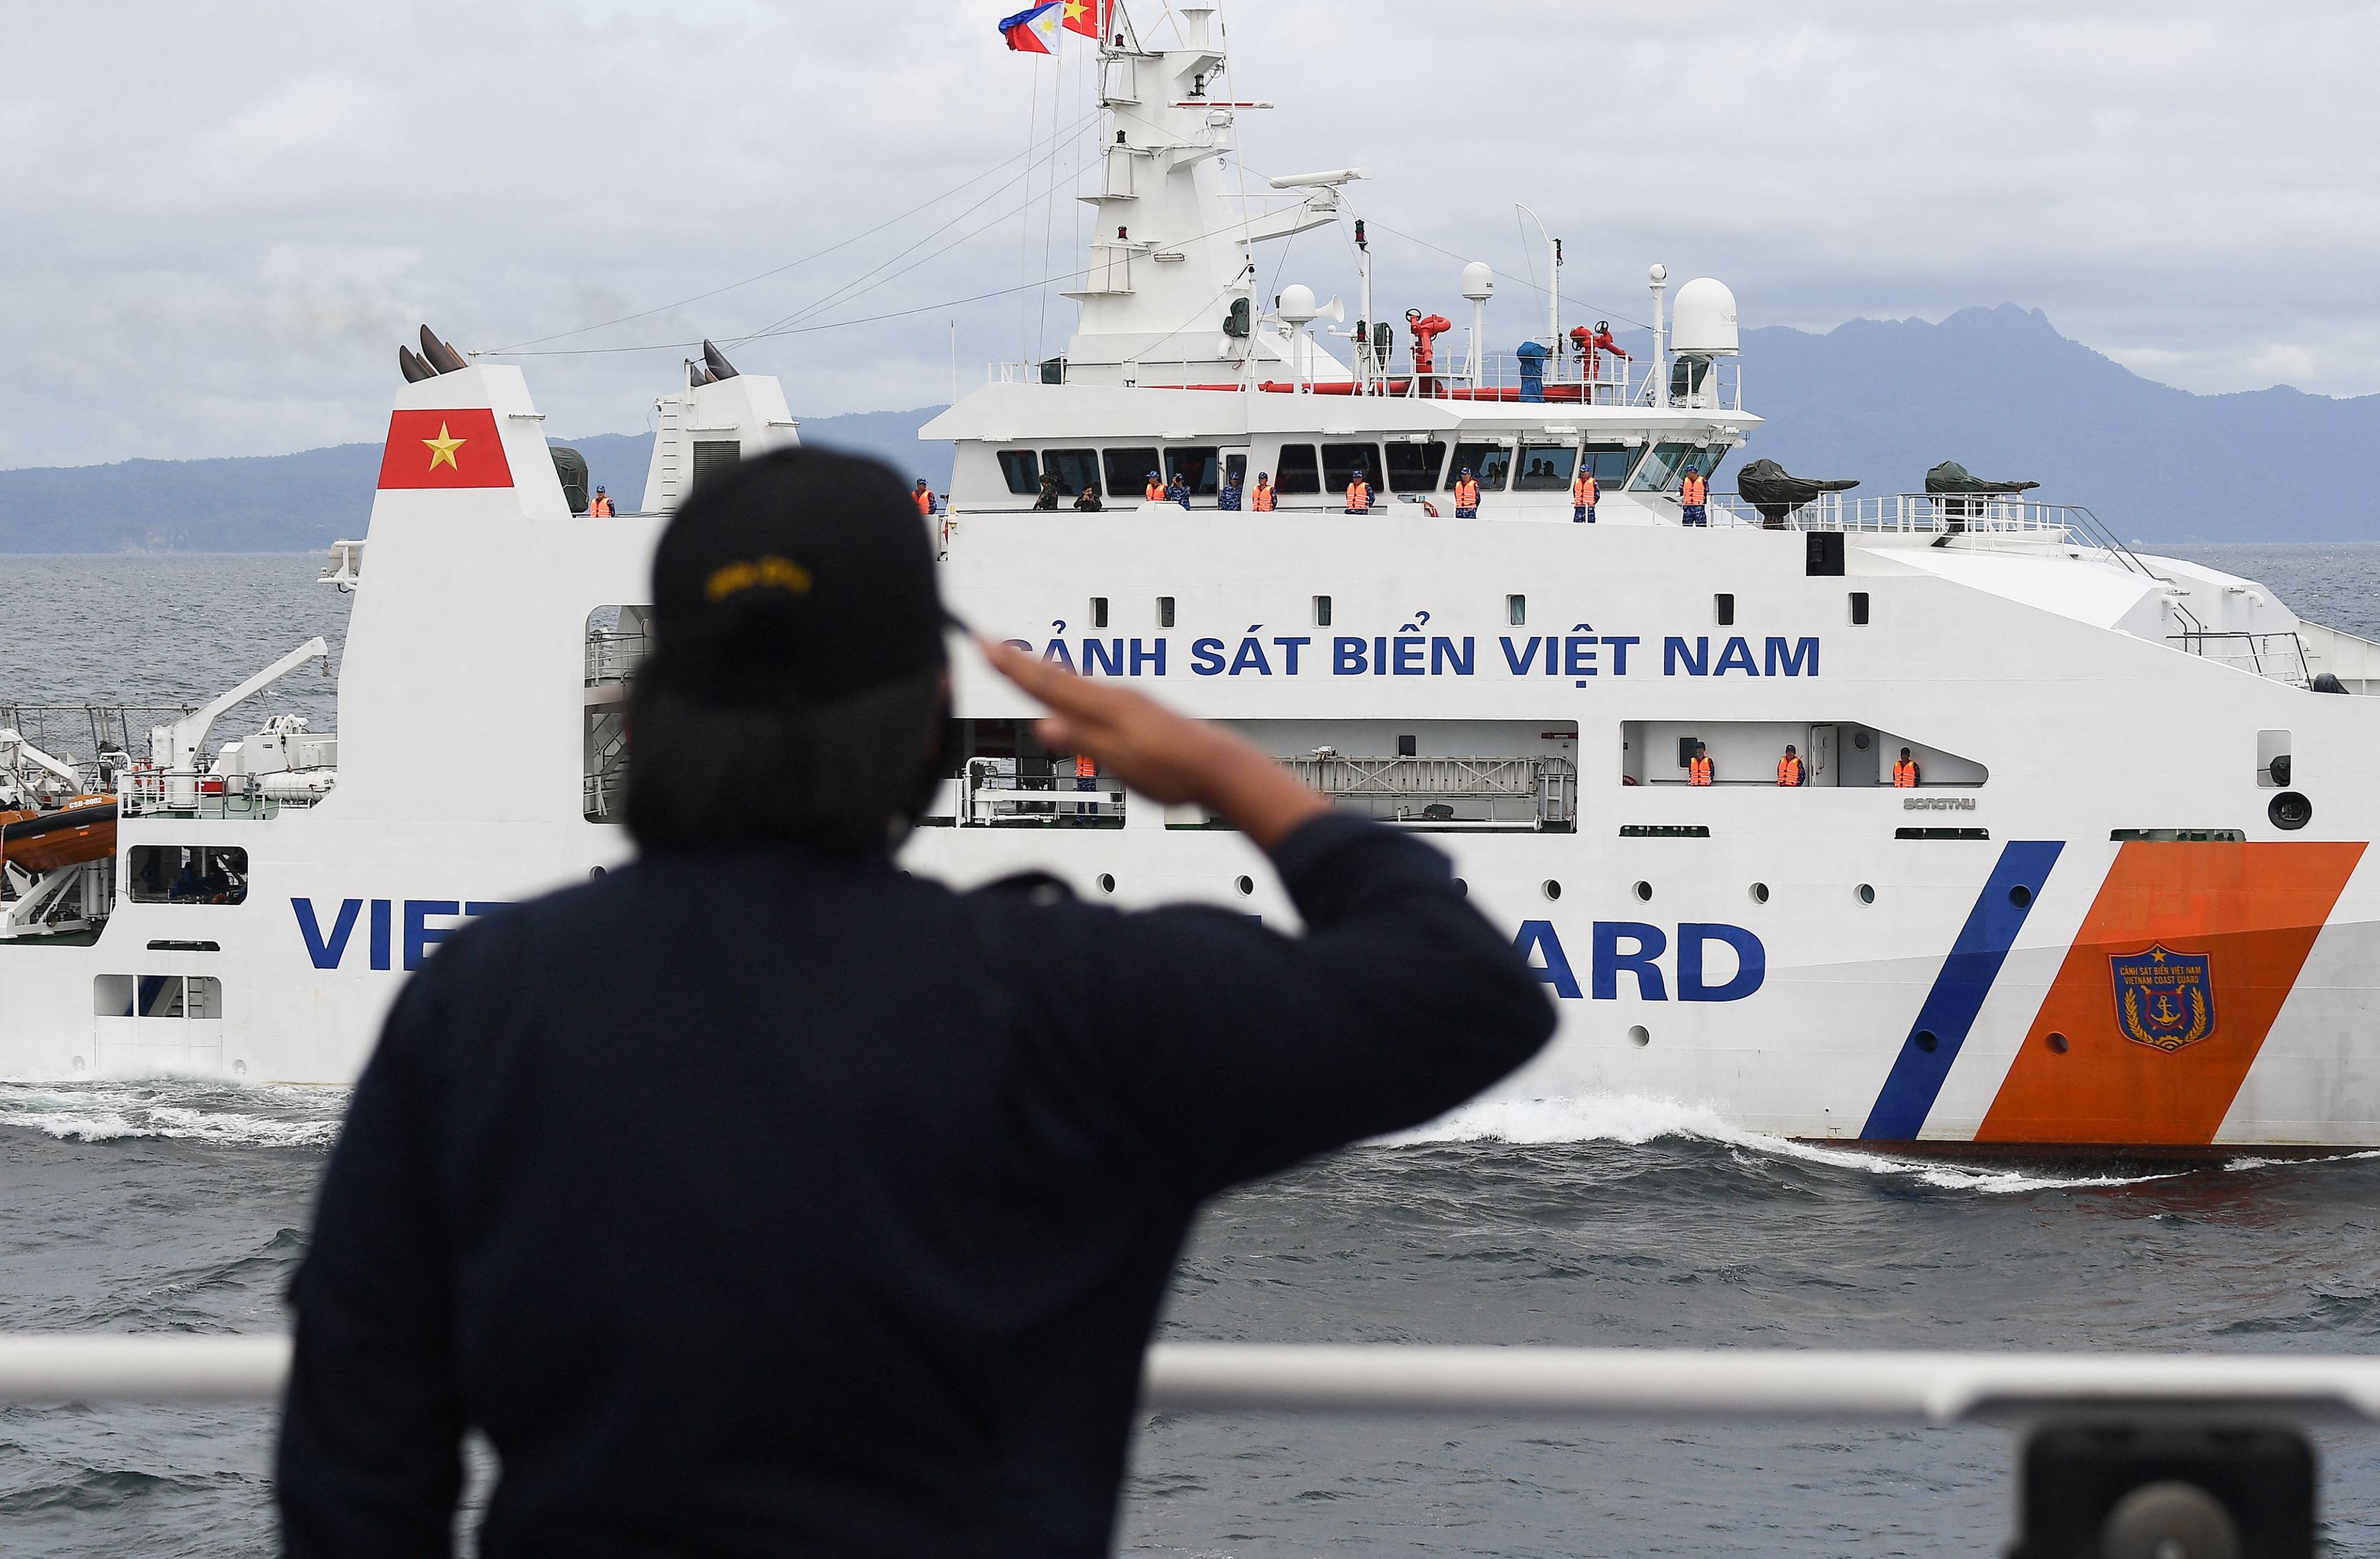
[376, 407, 514, 489]
[1061, 0, 1100, 38]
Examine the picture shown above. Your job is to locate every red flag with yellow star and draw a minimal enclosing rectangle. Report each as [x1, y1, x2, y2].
[1061, 0, 1100, 38]
[376, 408, 513, 489]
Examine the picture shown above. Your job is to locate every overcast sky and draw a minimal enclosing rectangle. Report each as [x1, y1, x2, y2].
[8, 0, 2378, 469]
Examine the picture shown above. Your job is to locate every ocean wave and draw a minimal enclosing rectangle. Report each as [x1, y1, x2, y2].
[0, 1082, 345, 1147]
[1388, 1093, 2184, 1195]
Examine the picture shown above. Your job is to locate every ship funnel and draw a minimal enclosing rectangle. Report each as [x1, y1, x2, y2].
[418, 326, 468, 374]
[397, 345, 436, 383]
[701, 338, 740, 380]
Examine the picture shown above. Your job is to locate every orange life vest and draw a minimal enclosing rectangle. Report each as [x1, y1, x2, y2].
[1075, 755, 1096, 780]
[913, 488, 933, 517]
[589, 495, 613, 517]
[1572, 473, 1596, 505]
[1681, 472, 1708, 505]
[1251, 481, 1275, 512]
[1893, 759, 1919, 788]
[1688, 755, 1713, 786]
[1145, 481, 1166, 502]
[1454, 478, 1479, 508]
[1777, 755, 1803, 786]
[1345, 480, 1371, 511]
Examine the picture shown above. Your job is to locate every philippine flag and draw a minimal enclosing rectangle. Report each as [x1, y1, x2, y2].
[998, 1, 1064, 52]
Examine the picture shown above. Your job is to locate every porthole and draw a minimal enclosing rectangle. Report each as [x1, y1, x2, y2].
[1097, 873, 1116, 895]
[1856, 883, 1876, 904]
[1631, 880, 1652, 903]
[2009, 884, 2034, 909]
[1542, 879, 1562, 901]
[1749, 882, 1770, 904]
[2270, 791, 2312, 831]
[233, 1059, 248, 1077]
[589, 865, 607, 879]
[2046, 1032, 2070, 1054]
[1627, 1025, 1651, 1047]
[1234, 874, 1255, 896]
[71, 1055, 86, 1072]
[1452, 877, 1469, 898]
[1913, 1030, 1939, 1053]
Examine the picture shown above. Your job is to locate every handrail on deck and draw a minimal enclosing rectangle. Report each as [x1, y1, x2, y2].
[5, 1336, 2379, 1427]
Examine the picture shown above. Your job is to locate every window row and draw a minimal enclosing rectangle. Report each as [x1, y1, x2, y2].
[993, 438, 1733, 499]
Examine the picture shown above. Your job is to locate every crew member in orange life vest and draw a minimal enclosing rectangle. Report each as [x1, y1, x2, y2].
[1688, 742, 1713, 786]
[589, 487, 614, 518]
[1572, 468, 1598, 524]
[1345, 469, 1373, 514]
[1144, 471, 1166, 503]
[1894, 748, 1921, 787]
[912, 479, 935, 518]
[1776, 745, 1803, 786]
[1251, 473, 1276, 512]
[1453, 467, 1479, 519]
[1679, 467, 1709, 527]
[1073, 752, 1098, 816]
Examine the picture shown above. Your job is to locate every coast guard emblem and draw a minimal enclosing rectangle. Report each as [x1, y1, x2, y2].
[2109, 944, 2216, 1052]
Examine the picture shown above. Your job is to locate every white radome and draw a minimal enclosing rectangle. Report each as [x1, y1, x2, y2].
[1672, 279, 1740, 357]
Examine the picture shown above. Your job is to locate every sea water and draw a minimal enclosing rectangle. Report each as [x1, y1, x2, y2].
[3, 546, 2379, 1556]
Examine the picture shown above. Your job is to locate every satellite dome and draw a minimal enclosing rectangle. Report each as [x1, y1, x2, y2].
[1460, 262, 1495, 302]
[1277, 283, 1319, 324]
[1673, 278, 1739, 356]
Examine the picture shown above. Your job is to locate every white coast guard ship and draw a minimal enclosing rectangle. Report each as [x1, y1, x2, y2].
[6, 7, 2380, 1153]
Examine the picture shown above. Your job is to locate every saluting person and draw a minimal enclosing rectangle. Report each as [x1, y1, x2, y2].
[276, 447, 1554, 1559]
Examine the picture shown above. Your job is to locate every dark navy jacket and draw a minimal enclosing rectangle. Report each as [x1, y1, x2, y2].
[277, 813, 1554, 1557]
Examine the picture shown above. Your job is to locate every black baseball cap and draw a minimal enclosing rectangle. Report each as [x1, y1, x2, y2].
[645, 446, 946, 708]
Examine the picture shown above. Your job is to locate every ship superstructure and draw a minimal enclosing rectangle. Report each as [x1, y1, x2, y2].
[5, 7, 2380, 1152]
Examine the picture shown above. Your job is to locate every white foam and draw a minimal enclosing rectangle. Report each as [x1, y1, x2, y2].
[1390, 1093, 2185, 1195]
[0, 1082, 344, 1147]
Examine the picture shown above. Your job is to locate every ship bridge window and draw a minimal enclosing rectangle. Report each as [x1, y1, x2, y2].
[1630, 442, 1694, 492]
[1165, 446, 1221, 496]
[1103, 446, 1162, 497]
[1582, 444, 1638, 485]
[1447, 442, 1511, 491]
[997, 450, 1041, 496]
[1273, 444, 1321, 494]
[1044, 448, 1101, 496]
[127, 846, 248, 905]
[1383, 440, 1448, 492]
[1513, 443, 1578, 492]
[1322, 443, 1384, 494]
[1684, 445, 1732, 481]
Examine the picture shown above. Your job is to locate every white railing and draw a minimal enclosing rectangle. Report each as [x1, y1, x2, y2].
[4, 1336, 2379, 1426]
[2168, 629, 2312, 687]
[993, 349, 1740, 411]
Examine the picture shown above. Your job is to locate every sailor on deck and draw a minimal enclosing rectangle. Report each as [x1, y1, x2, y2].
[1453, 467, 1479, 519]
[1168, 472, 1192, 510]
[589, 487, 614, 518]
[1688, 742, 1714, 785]
[1144, 471, 1166, 503]
[1216, 473, 1243, 512]
[1776, 745, 1803, 787]
[1894, 748, 1921, 787]
[1251, 473, 1275, 512]
[1680, 468, 1709, 527]
[1345, 469, 1373, 514]
[1572, 468, 1597, 524]
[913, 478, 936, 517]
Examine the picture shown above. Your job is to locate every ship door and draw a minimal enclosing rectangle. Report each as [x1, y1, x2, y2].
[1807, 724, 1838, 788]
[93, 972, 224, 1077]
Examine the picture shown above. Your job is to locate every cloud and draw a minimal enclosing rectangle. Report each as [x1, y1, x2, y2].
[6, 0, 2379, 467]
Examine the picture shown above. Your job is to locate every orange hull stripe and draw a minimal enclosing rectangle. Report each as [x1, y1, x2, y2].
[1977, 841, 2364, 1145]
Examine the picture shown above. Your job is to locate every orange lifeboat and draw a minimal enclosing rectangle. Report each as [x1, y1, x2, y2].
[0, 796, 118, 875]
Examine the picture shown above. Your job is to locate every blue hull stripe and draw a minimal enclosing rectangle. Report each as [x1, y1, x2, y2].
[1859, 839, 2064, 1140]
